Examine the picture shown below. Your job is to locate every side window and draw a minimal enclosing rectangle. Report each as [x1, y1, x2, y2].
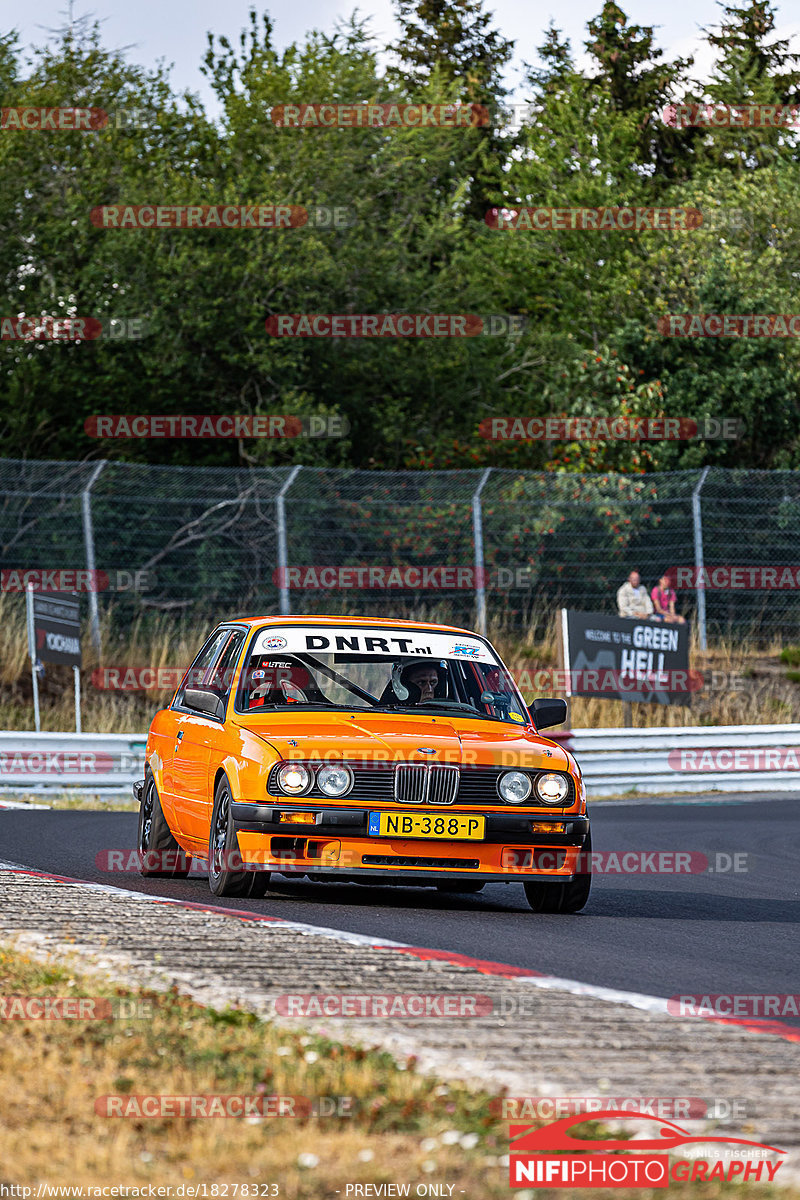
[207, 631, 246, 701]
[174, 629, 230, 708]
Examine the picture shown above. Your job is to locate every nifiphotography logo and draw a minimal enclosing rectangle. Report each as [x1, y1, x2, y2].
[509, 1111, 784, 1188]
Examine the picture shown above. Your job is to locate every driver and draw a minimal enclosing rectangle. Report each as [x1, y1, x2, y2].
[385, 660, 448, 706]
[404, 664, 440, 705]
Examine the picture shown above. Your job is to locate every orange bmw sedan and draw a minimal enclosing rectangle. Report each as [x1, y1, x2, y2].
[136, 616, 591, 912]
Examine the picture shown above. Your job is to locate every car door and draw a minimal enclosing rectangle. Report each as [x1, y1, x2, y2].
[171, 628, 247, 844]
[168, 628, 231, 836]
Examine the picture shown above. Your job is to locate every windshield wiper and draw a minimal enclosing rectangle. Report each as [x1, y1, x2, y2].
[246, 701, 362, 711]
[427, 703, 505, 719]
[379, 700, 503, 720]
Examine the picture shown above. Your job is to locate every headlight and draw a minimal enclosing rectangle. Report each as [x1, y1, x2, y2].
[276, 763, 312, 795]
[498, 770, 532, 804]
[535, 772, 570, 804]
[317, 764, 354, 798]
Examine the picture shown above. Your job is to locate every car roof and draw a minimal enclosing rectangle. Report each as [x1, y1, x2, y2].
[226, 614, 482, 637]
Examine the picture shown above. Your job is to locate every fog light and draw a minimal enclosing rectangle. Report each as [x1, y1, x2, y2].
[278, 812, 316, 824]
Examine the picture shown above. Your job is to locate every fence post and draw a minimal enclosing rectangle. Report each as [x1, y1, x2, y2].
[276, 465, 302, 615]
[26, 583, 40, 733]
[471, 468, 492, 636]
[82, 461, 107, 654]
[692, 465, 710, 651]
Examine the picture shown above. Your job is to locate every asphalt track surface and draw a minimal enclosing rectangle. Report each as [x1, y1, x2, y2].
[1, 794, 798, 1020]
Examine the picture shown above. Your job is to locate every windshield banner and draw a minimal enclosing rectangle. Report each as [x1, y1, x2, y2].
[251, 626, 496, 662]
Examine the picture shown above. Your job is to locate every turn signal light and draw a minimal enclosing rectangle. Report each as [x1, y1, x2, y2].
[278, 812, 316, 824]
[531, 822, 566, 833]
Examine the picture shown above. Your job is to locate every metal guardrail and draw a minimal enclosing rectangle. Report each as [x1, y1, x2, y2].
[0, 726, 798, 799]
[0, 732, 147, 794]
[552, 724, 800, 795]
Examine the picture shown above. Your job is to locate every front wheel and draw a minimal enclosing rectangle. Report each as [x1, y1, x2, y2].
[137, 773, 191, 878]
[208, 777, 271, 898]
[524, 831, 592, 914]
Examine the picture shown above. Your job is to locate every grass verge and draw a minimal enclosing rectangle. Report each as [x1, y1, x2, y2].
[0, 946, 793, 1197]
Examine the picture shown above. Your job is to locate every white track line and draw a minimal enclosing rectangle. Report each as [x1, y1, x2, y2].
[0, 856, 790, 1037]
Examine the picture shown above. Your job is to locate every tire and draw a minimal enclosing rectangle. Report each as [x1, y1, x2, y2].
[436, 881, 485, 894]
[208, 776, 271, 898]
[523, 830, 592, 914]
[137, 772, 191, 878]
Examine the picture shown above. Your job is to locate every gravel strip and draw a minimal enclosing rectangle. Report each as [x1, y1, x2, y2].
[1, 869, 798, 1181]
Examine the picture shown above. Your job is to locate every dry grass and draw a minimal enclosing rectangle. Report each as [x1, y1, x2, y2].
[0, 946, 793, 1198]
[0, 591, 32, 685]
[2, 597, 799, 733]
[496, 613, 800, 728]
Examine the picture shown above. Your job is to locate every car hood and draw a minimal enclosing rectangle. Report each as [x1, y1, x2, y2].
[235, 710, 569, 772]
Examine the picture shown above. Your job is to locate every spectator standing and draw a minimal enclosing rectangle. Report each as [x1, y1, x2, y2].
[616, 570, 654, 619]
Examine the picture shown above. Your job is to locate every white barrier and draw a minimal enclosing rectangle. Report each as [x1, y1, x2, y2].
[0, 726, 798, 800]
[555, 723, 800, 795]
[0, 732, 147, 794]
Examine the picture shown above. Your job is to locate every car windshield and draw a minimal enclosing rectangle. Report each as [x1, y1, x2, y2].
[235, 624, 528, 725]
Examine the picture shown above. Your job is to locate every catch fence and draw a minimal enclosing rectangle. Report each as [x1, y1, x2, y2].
[0, 459, 798, 645]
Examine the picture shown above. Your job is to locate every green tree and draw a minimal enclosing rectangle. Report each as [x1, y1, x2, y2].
[389, 0, 514, 220]
[584, 2, 699, 182]
[390, 0, 513, 97]
[697, 0, 800, 170]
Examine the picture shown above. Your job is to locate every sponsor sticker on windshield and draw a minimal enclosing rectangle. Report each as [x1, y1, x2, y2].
[251, 626, 496, 662]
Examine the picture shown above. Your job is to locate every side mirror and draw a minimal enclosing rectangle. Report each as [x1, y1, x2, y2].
[184, 687, 225, 719]
[530, 698, 567, 729]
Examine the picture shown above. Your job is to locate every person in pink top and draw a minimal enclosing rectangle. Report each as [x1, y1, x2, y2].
[651, 574, 686, 624]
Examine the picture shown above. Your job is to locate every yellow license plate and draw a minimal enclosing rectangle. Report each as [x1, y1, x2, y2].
[368, 811, 485, 840]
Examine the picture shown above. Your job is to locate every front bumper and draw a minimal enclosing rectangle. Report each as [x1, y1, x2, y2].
[231, 801, 589, 881]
